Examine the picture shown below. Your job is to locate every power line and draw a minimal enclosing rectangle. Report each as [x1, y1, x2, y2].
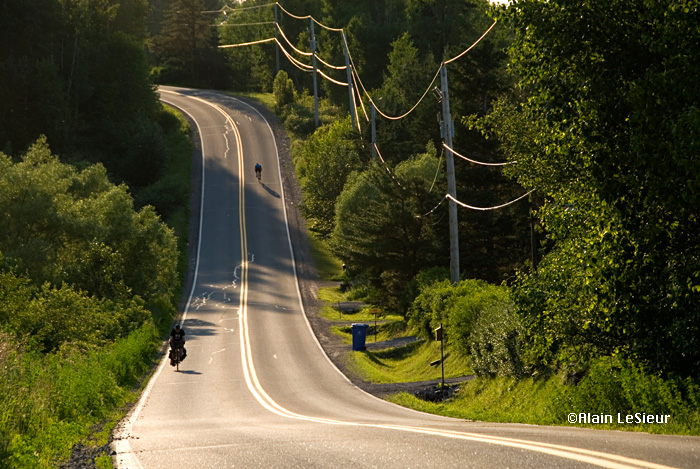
[202, 3, 275, 14]
[275, 22, 312, 57]
[219, 37, 276, 48]
[346, 22, 498, 122]
[217, 21, 275, 27]
[444, 143, 515, 166]
[446, 190, 534, 211]
[444, 20, 497, 64]
[275, 2, 343, 32]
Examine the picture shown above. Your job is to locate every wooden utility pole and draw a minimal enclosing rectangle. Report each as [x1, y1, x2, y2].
[310, 19, 319, 128]
[441, 65, 460, 285]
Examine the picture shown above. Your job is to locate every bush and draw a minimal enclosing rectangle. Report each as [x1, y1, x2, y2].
[409, 277, 525, 377]
[272, 70, 295, 114]
[469, 298, 527, 377]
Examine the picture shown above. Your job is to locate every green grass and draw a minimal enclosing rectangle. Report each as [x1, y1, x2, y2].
[388, 375, 566, 424]
[228, 91, 276, 112]
[347, 340, 472, 384]
[307, 235, 344, 281]
[387, 373, 700, 435]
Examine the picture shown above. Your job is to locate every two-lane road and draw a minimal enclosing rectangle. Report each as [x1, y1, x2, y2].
[112, 87, 700, 468]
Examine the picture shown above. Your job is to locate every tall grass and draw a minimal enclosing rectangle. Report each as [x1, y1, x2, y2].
[388, 359, 700, 435]
[0, 323, 160, 467]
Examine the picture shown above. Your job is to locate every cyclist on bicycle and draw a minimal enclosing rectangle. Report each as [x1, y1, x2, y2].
[254, 163, 262, 180]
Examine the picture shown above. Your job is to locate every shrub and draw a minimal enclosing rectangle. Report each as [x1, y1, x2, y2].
[569, 357, 700, 432]
[273, 70, 295, 114]
[408, 277, 525, 377]
[469, 298, 527, 377]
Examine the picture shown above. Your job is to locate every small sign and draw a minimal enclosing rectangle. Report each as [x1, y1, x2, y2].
[435, 325, 443, 342]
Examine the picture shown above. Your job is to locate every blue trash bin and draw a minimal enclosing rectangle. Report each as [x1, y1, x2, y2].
[351, 323, 369, 351]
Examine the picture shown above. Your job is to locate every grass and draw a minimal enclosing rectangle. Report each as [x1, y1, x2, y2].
[349, 341, 472, 384]
[389, 375, 566, 424]
[386, 372, 700, 435]
[307, 235, 344, 281]
[228, 91, 276, 112]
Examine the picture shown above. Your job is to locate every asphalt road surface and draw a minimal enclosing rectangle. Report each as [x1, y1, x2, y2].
[111, 87, 700, 468]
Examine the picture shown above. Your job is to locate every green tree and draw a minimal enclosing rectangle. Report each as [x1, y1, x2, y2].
[485, 0, 700, 377]
[0, 138, 178, 303]
[298, 119, 363, 237]
[273, 70, 296, 113]
[151, 0, 224, 86]
[371, 33, 441, 164]
[332, 146, 446, 312]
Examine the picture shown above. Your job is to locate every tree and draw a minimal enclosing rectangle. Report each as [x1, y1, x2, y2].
[151, 0, 222, 86]
[0, 138, 178, 303]
[486, 0, 700, 377]
[298, 119, 363, 237]
[273, 70, 296, 113]
[332, 146, 446, 312]
[372, 33, 441, 164]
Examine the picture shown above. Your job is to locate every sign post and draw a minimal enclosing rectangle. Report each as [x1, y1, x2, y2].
[435, 323, 445, 389]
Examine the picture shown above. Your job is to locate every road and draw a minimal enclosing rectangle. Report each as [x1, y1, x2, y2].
[111, 86, 700, 468]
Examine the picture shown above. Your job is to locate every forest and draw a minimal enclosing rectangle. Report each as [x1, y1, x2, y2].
[1, 0, 700, 465]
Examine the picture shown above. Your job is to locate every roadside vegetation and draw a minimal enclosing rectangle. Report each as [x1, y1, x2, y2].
[0, 108, 192, 466]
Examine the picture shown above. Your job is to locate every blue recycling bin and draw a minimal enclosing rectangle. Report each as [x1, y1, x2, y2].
[351, 323, 369, 351]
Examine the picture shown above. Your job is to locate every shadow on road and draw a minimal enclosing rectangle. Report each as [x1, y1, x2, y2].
[261, 182, 280, 198]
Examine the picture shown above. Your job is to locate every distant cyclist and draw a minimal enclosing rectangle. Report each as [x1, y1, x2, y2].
[254, 163, 262, 180]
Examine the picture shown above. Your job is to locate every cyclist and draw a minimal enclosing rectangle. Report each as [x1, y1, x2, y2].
[254, 163, 262, 180]
[169, 324, 186, 365]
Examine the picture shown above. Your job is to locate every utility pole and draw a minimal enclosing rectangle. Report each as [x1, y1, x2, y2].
[274, 4, 279, 74]
[371, 103, 376, 158]
[310, 18, 319, 128]
[341, 31, 356, 131]
[441, 65, 460, 285]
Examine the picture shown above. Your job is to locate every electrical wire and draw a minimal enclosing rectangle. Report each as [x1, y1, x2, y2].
[275, 22, 312, 56]
[315, 54, 347, 71]
[446, 190, 533, 211]
[274, 38, 314, 70]
[219, 37, 276, 48]
[217, 21, 276, 27]
[347, 21, 497, 122]
[352, 69, 370, 122]
[203, 3, 275, 14]
[374, 143, 404, 188]
[444, 20, 497, 64]
[275, 2, 310, 21]
[275, 2, 344, 32]
[318, 68, 348, 86]
[421, 195, 447, 217]
[444, 143, 515, 166]
[428, 147, 444, 193]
